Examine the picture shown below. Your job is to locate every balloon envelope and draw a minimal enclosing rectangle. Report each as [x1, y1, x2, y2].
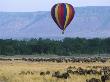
[51, 3, 75, 32]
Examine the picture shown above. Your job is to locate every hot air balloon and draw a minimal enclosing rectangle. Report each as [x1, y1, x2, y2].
[51, 3, 75, 34]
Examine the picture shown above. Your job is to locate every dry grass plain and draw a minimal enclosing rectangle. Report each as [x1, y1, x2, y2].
[0, 60, 110, 82]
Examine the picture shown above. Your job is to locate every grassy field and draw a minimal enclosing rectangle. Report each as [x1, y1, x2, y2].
[0, 60, 110, 82]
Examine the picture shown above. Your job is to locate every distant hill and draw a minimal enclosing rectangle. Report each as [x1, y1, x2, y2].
[0, 6, 110, 39]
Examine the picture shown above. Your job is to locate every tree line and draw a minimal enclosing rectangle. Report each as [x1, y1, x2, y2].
[0, 38, 110, 56]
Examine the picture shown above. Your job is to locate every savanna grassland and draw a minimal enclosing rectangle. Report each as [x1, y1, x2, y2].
[0, 57, 110, 82]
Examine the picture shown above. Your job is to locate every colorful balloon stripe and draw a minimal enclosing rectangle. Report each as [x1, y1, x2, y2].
[51, 3, 75, 31]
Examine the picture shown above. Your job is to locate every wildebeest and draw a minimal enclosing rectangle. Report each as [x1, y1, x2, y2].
[52, 71, 70, 79]
[19, 71, 34, 75]
[101, 74, 110, 82]
[46, 71, 50, 75]
[86, 78, 101, 82]
[40, 72, 45, 76]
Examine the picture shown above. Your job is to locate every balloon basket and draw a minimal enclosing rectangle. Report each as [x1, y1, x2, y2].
[62, 31, 64, 34]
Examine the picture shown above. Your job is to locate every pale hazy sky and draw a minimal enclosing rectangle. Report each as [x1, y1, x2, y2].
[0, 0, 110, 12]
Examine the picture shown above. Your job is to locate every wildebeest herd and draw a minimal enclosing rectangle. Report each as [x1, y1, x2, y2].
[38, 66, 110, 82]
[0, 57, 110, 82]
[0, 57, 109, 63]
[15, 57, 108, 63]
